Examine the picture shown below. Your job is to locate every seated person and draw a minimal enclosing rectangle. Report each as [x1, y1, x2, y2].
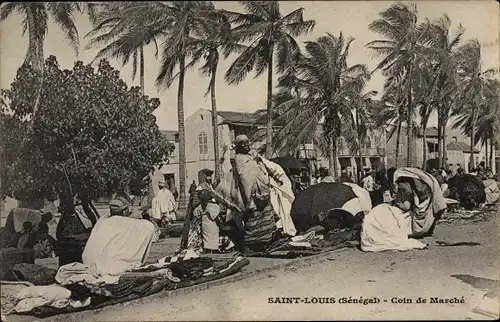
[81, 197, 155, 275]
[32, 222, 56, 259]
[187, 189, 221, 253]
[142, 210, 161, 243]
[17, 221, 34, 249]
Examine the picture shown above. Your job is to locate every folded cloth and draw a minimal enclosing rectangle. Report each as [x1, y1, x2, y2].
[288, 241, 312, 248]
[55, 262, 120, 286]
[14, 284, 71, 313]
[291, 231, 315, 242]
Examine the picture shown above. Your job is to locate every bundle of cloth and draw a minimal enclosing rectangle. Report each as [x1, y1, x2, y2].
[5, 197, 250, 317]
[482, 179, 499, 205]
[360, 167, 447, 252]
[447, 174, 486, 210]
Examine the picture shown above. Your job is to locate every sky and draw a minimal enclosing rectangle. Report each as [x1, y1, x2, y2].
[1, 1, 499, 131]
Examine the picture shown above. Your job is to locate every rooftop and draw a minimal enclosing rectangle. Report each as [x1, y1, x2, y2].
[217, 110, 265, 126]
[161, 130, 179, 142]
[447, 141, 480, 153]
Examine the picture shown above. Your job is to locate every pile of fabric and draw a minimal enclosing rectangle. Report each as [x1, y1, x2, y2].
[483, 179, 499, 205]
[360, 167, 447, 252]
[244, 229, 358, 258]
[3, 253, 249, 318]
[447, 174, 486, 210]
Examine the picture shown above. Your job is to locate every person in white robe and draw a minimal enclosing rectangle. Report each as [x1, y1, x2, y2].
[152, 179, 177, 227]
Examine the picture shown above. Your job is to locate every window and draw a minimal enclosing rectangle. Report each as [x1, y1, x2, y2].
[398, 144, 404, 155]
[198, 132, 208, 155]
[363, 136, 372, 149]
[229, 130, 235, 146]
[337, 137, 346, 151]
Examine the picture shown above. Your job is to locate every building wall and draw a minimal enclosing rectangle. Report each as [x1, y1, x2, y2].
[385, 127, 418, 168]
[385, 124, 496, 173]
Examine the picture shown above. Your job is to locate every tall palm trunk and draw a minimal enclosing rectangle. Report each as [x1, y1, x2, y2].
[422, 125, 427, 170]
[26, 4, 44, 129]
[470, 106, 477, 170]
[442, 111, 449, 168]
[437, 110, 442, 168]
[485, 140, 488, 168]
[139, 46, 145, 95]
[355, 107, 361, 182]
[395, 121, 402, 168]
[489, 139, 494, 170]
[328, 138, 338, 177]
[265, 45, 274, 159]
[177, 55, 187, 211]
[406, 79, 413, 167]
[210, 58, 220, 182]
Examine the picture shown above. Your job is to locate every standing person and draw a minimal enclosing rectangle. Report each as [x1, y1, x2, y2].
[233, 135, 277, 252]
[187, 189, 221, 253]
[17, 222, 34, 249]
[362, 170, 377, 207]
[189, 180, 197, 196]
[169, 183, 179, 202]
[152, 179, 177, 227]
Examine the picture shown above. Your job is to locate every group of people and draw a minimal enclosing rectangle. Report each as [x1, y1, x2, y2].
[177, 134, 296, 254]
[1, 209, 56, 259]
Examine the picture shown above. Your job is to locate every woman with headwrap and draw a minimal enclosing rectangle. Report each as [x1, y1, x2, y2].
[233, 135, 277, 252]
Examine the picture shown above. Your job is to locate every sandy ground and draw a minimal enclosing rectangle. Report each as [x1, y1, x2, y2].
[6, 208, 498, 321]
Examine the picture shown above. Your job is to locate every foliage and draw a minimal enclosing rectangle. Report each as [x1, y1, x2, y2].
[263, 33, 370, 160]
[0, 56, 173, 202]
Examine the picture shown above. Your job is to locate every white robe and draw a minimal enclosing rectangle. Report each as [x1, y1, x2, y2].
[82, 216, 155, 275]
[360, 204, 427, 252]
[152, 188, 177, 221]
[261, 158, 297, 236]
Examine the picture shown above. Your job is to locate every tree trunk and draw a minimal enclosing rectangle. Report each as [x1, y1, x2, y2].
[470, 106, 476, 170]
[395, 121, 402, 168]
[26, 4, 44, 130]
[437, 112, 442, 169]
[442, 113, 449, 169]
[485, 140, 488, 168]
[265, 45, 274, 159]
[177, 56, 187, 210]
[355, 107, 361, 182]
[328, 138, 338, 177]
[139, 45, 145, 95]
[210, 58, 220, 182]
[490, 139, 494, 170]
[406, 87, 413, 168]
[422, 126, 427, 171]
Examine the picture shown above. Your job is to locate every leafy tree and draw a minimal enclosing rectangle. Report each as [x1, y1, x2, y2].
[1, 2, 97, 124]
[223, 1, 315, 158]
[119, 1, 216, 208]
[367, 3, 425, 167]
[422, 14, 464, 167]
[267, 33, 370, 177]
[181, 8, 244, 182]
[452, 39, 498, 169]
[0, 56, 173, 218]
[84, 2, 160, 94]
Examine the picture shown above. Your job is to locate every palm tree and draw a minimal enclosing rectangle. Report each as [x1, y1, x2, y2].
[120, 1, 216, 209]
[366, 3, 425, 167]
[374, 79, 409, 168]
[1, 2, 91, 123]
[84, 2, 160, 95]
[223, 1, 315, 158]
[453, 77, 500, 169]
[353, 90, 377, 181]
[423, 14, 465, 168]
[268, 33, 370, 177]
[452, 39, 498, 170]
[186, 10, 244, 182]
